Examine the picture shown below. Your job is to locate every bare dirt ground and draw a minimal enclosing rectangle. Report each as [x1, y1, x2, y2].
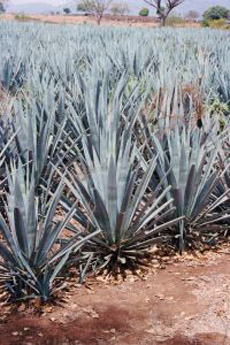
[0, 13, 201, 29]
[0, 13, 157, 27]
[1, 247, 230, 345]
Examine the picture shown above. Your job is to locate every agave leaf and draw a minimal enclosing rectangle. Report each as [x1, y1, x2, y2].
[14, 208, 29, 258]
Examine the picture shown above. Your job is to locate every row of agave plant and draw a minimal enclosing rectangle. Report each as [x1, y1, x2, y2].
[1, 22, 230, 302]
[0, 68, 230, 302]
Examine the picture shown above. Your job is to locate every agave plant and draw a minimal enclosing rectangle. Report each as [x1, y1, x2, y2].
[0, 58, 26, 95]
[57, 72, 183, 271]
[141, 114, 230, 251]
[0, 161, 99, 301]
[6, 85, 82, 230]
[1, 21, 230, 283]
[11, 83, 74, 183]
[213, 133, 230, 210]
[0, 119, 17, 170]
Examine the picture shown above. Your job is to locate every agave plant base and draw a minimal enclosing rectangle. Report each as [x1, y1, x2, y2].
[173, 224, 227, 253]
[0, 269, 66, 303]
[87, 244, 157, 277]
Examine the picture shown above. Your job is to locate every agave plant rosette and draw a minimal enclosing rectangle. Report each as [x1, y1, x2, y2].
[141, 112, 230, 251]
[0, 161, 99, 301]
[58, 72, 183, 271]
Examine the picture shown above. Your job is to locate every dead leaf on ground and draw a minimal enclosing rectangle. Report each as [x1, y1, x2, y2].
[11, 332, 19, 336]
[17, 303, 26, 312]
[83, 307, 100, 319]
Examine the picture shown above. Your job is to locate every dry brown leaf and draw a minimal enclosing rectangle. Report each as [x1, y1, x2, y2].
[145, 328, 155, 334]
[17, 303, 26, 312]
[83, 307, 99, 319]
[43, 305, 53, 313]
[166, 296, 174, 301]
[12, 332, 19, 336]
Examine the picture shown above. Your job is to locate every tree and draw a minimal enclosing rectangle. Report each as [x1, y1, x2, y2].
[0, 3, 5, 13]
[143, 0, 184, 26]
[185, 10, 199, 22]
[0, 0, 7, 13]
[203, 6, 229, 21]
[139, 7, 149, 17]
[110, 2, 130, 16]
[77, 0, 112, 25]
[63, 7, 71, 15]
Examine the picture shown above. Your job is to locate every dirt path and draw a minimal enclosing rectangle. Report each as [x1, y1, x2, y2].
[1, 249, 230, 345]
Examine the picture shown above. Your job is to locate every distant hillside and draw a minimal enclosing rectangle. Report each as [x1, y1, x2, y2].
[6, 0, 230, 15]
[7, 1, 76, 14]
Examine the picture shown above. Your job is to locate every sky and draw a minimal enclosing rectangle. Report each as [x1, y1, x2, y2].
[9, 0, 230, 4]
[10, 0, 65, 3]
[6, 0, 230, 14]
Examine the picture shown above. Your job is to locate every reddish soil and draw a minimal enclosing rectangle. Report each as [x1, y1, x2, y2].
[0, 14, 201, 29]
[1, 249, 230, 345]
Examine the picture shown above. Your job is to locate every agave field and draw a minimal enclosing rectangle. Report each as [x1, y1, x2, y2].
[0, 21, 230, 303]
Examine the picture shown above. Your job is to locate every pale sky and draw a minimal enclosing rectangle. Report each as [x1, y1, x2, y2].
[7, 0, 230, 14]
[9, 0, 230, 4]
[10, 0, 67, 4]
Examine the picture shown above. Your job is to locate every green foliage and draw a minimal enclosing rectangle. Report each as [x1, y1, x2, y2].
[209, 19, 230, 29]
[14, 14, 33, 22]
[0, 3, 5, 13]
[63, 7, 71, 14]
[166, 14, 185, 27]
[208, 98, 229, 116]
[77, 0, 111, 24]
[77, 0, 110, 14]
[110, 2, 130, 16]
[203, 6, 229, 21]
[202, 18, 230, 30]
[77, 3, 86, 12]
[139, 7, 149, 17]
[202, 19, 210, 27]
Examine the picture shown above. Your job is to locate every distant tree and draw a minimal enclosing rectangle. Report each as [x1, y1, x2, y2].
[0, 0, 7, 13]
[0, 3, 5, 13]
[77, 0, 112, 25]
[203, 6, 229, 21]
[110, 2, 130, 16]
[185, 10, 199, 21]
[63, 7, 71, 15]
[139, 7, 149, 17]
[143, 0, 184, 26]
